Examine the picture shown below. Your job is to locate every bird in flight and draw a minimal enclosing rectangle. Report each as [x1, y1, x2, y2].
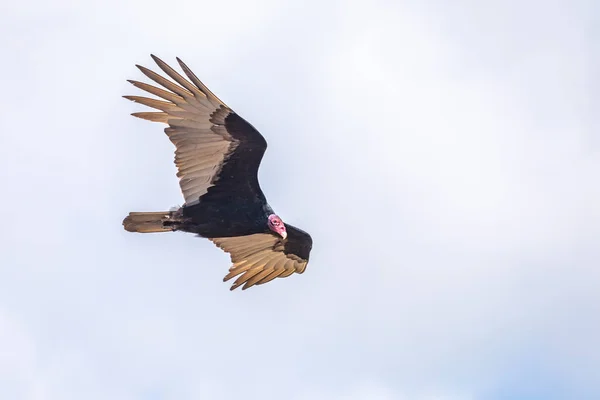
[122, 55, 313, 291]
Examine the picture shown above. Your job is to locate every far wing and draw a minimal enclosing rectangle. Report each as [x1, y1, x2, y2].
[210, 225, 313, 291]
[124, 55, 268, 206]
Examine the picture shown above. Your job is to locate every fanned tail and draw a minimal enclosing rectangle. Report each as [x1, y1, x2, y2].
[122, 211, 180, 233]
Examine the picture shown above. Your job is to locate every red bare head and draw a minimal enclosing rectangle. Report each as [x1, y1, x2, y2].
[268, 214, 287, 240]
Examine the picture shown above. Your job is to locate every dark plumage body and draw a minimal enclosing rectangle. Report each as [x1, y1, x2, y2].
[178, 112, 271, 237]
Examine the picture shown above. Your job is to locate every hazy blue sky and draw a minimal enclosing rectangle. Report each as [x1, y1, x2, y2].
[1, 0, 598, 399]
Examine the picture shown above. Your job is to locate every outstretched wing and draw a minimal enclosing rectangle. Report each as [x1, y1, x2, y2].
[210, 225, 313, 290]
[124, 55, 268, 206]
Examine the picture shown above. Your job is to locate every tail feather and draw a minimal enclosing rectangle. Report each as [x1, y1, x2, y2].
[123, 211, 179, 233]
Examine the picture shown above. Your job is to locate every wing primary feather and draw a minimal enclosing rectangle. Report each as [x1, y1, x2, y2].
[223, 254, 270, 282]
[223, 268, 248, 282]
[176, 57, 226, 106]
[230, 267, 264, 291]
[123, 95, 178, 112]
[240, 257, 280, 289]
[256, 268, 285, 285]
[150, 54, 204, 97]
[127, 80, 183, 103]
[136, 64, 192, 98]
[242, 267, 275, 290]
[131, 112, 170, 123]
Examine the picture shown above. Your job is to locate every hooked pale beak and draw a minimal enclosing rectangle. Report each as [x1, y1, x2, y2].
[281, 230, 287, 240]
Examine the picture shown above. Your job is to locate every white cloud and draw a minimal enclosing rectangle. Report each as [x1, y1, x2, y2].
[320, 0, 598, 254]
[0, 311, 37, 400]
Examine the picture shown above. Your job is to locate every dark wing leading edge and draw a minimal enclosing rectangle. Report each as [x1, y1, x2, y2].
[210, 224, 313, 291]
[124, 55, 268, 206]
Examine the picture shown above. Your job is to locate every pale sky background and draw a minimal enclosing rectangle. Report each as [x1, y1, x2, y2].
[0, 0, 598, 399]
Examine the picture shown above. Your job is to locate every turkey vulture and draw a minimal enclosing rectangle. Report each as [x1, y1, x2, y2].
[122, 55, 312, 291]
